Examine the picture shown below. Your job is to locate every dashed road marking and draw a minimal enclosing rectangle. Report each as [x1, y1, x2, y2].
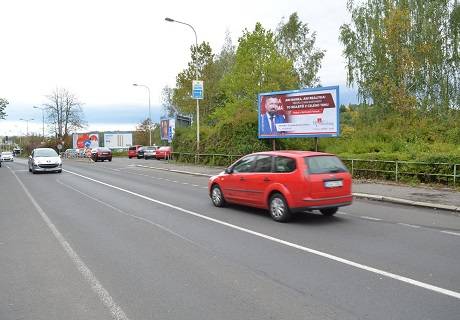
[397, 223, 421, 229]
[360, 216, 382, 221]
[440, 230, 460, 237]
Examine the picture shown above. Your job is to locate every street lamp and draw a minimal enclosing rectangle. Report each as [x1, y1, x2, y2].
[33, 106, 46, 139]
[132, 83, 152, 146]
[165, 17, 201, 154]
[19, 118, 34, 136]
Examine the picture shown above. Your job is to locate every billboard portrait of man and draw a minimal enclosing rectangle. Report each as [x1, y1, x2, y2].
[260, 96, 285, 135]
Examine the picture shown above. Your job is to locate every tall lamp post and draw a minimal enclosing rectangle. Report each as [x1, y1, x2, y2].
[165, 17, 200, 154]
[132, 83, 152, 146]
[33, 106, 46, 139]
[19, 118, 34, 136]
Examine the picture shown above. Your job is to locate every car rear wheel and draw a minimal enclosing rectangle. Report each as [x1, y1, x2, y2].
[269, 193, 291, 222]
[211, 185, 226, 207]
[319, 207, 338, 216]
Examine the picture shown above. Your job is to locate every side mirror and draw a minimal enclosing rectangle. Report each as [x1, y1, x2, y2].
[225, 167, 233, 174]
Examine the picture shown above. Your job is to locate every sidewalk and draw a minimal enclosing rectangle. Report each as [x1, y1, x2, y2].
[136, 160, 460, 214]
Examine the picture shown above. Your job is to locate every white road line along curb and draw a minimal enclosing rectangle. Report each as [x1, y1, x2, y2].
[10, 168, 131, 320]
[64, 168, 460, 300]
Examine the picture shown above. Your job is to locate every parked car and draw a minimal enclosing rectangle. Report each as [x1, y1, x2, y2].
[91, 147, 112, 162]
[136, 147, 146, 159]
[28, 148, 62, 174]
[143, 146, 158, 160]
[155, 146, 172, 160]
[128, 145, 143, 158]
[1, 151, 14, 162]
[208, 151, 353, 222]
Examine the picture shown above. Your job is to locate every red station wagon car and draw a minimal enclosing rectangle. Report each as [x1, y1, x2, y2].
[128, 145, 143, 159]
[208, 151, 353, 222]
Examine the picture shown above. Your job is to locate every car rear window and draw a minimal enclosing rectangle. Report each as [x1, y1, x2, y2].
[305, 156, 348, 174]
[129, 147, 136, 151]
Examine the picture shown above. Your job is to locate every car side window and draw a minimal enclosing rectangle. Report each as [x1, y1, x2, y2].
[232, 155, 257, 173]
[274, 156, 296, 173]
[253, 155, 273, 172]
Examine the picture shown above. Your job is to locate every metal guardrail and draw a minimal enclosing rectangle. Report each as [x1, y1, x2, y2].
[171, 152, 460, 187]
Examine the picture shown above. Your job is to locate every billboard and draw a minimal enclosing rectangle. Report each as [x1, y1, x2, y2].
[258, 86, 340, 139]
[73, 132, 100, 149]
[104, 132, 133, 148]
[160, 117, 176, 142]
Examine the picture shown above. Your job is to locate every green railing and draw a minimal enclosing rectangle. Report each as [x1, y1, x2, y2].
[171, 152, 460, 187]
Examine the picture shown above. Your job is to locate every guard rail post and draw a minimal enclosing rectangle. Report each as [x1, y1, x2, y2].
[395, 161, 399, 183]
[351, 159, 354, 177]
[454, 164, 457, 187]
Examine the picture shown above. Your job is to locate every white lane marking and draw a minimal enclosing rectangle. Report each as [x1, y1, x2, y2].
[63, 169, 460, 300]
[11, 169, 131, 320]
[56, 180, 202, 247]
[337, 211, 348, 215]
[440, 231, 460, 237]
[398, 223, 421, 229]
[360, 216, 382, 221]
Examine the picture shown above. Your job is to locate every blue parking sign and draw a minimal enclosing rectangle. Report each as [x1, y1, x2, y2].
[192, 80, 204, 99]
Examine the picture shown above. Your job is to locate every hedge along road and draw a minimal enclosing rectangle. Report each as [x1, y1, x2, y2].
[1, 159, 460, 320]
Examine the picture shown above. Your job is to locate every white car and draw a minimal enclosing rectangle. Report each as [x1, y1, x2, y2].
[0, 151, 14, 162]
[28, 148, 62, 174]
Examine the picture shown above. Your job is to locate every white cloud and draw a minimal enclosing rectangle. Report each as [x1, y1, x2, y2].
[0, 0, 353, 135]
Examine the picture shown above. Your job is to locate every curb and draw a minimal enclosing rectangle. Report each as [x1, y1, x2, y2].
[352, 193, 460, 213]
[137, 165, 460, 214]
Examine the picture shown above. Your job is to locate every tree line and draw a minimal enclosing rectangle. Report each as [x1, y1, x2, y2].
[165, 3, 459, 161]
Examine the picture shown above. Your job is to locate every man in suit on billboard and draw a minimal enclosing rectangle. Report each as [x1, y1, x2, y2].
[260, 96, 285, 135]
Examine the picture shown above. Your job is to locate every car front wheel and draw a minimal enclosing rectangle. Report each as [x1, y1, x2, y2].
[211, 185, 226, 207]
[319, 207, 338, 216]
[269, 193, 291, 222]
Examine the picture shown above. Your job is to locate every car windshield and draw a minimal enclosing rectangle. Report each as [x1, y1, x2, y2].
[305, 156, 348, 174]
[35, 149, 58, 157]
[2, 152, 12, 155]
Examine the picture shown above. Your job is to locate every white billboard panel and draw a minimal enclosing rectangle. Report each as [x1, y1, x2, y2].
[103, 133, 133, 148]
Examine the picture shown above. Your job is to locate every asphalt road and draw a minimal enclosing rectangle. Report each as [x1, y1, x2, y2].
[1, 157, 459, 320]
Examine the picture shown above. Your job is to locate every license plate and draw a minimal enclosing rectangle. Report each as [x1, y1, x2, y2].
[324, 180, 343, 188]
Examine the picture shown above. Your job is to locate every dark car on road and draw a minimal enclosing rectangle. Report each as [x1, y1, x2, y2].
[208, 151, 352, 222]
[91, 147, 112, 162]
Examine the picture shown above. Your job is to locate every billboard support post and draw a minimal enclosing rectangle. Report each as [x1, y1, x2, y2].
[272, 139, 276, 151]
[315, 137, 319, 152]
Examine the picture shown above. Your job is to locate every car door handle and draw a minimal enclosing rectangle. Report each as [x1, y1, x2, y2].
[240, 177, 246, 181]
[263, 177, 271, 182]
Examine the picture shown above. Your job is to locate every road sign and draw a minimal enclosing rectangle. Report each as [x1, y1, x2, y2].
[192, 80, 204, 100]
[57, 144, 62, 150]
[84, 140, 91, 148]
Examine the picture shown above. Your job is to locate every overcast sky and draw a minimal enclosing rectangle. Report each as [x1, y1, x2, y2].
[0, 0, 355, 136]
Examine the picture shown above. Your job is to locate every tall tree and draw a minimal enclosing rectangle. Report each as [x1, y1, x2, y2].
[0, 98, 8, 119]
[219, 22, 298, 112]
[276, 12, 325, 87]
[340, 0, 459, 114]
[172, 42, 214, 118]
[161, 85, 177, 118]
[44, 88, 85, 139]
